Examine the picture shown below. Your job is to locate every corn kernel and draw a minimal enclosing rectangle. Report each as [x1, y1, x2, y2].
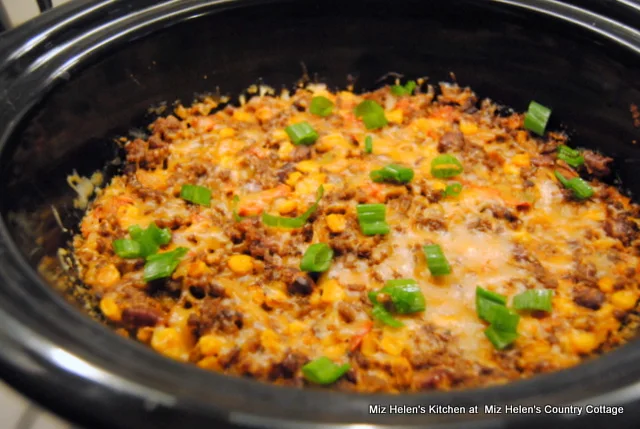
[570, 331, 598, 354]
[413, 118, 446, 132]
[288, 320, 307, 336]
[295, 160, 319, 173]
[360, 333, 377, 357]
[503, 164, 520, 175]
[273, 129, 288, 141]
[198, 334, 226, 356]
[151, 327, 188, 361]
[380, 332, 404, 356]
[324, 344, 346, 361]
[320, 279, 345, 303]
[197, 356, 222, 371]
[611, 290, 637, 310]
[431, 181, 447, 191]
[219, 127, 236, 139]
[95, 264, 121, 289]
[136, 327, 153, 343]
[386, 109, 404, 124]
[277, 200, 298, 215]
[228, 254, 254, 275]
[316, 134, 348, 152]
[99, 297, 122, 321]
[286, 171, 303, 186]
[598, 277, 614, 293]
[260, 329, 281, 354]
[255, 107, 274, 122]
[188, 260, 209, 277]
[232, 109, 255, 122]
[459, 120, 478, 135]
[326, 214, 346, 233]
[511, 154, 531, 167]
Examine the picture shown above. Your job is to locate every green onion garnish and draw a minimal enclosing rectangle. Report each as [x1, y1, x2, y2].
[476, 286, 519, 349]
[524, 101, 552, 136]
[443, 182, 463, 197]
[356, 203, 390, 235]
[370, 302, 404, 327]
[112, 239, 142, 258]
[390, 80, 417, 96]
[143, 247, 188, 282]
[554, 170, 594, 200]
[378, 279, 426, 314]
[423, 244, 451, 276]
[262, 185, 324, 228]
[285, 122, 319, 145]
[476, 286, 507, 305]
[354, 100, 388, 130]
[300, 243, 334, 272]
[128, 223, 172, 258]
[513, 289, 554, 312]
[364, 135, 373, 154]
[367, 279, 425, 327]
[370, 164, 414, 184]
[431, 154, 464, 178]
[556, 145, 584, 168]
[484, 325, 519, 350]
[309, 96, 334, 117]
[302, 356, 350, 385]
[180, 184, 211, 207]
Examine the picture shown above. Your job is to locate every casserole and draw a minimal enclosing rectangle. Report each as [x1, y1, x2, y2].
[1, 0, 640, 427]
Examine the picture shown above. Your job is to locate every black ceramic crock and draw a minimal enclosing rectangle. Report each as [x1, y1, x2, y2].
[1, 1, 640, 428]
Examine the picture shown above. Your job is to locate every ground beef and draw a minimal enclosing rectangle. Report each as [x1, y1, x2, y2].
[437, 131, 465, 153]
[583, 150, 613, 177]
[573, 286, 605, 310]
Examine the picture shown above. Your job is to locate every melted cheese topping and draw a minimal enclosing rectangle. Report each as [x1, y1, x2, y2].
[68, 83, 640, 393]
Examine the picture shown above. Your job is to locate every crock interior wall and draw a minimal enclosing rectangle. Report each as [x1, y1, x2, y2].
[2, 0, 639, 274]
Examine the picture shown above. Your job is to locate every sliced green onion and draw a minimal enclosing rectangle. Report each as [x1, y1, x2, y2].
[423, 244, 451, 276]
[379, 279, 426, 314]
[364, 135, 373, 154]
[476, 286, 507, 305]
[356, 204, 390, 235]
[390, 80, 417, 96]
[302, 356, 350, 384]
[368, 291, 404, 327]
[354, 100, 388, 130]
[513, 289, 554, 312]
[431, 154, 463, 178]
[262, 185, 324, 228]
[554, 170, 594, 200]
[143, 247, 188, 282]
[524, 101, 552, 136]
[300, 243, 334, 272]
[128, 223, 172, 258]
[309, 96, 334, 117]
[443, 182, 463, 197]
[360, 222, 390, 236]
[484, 325, 519, 350]
[370, 164, 414, 184]
[112, 239, 142, 258]
[285, 122, 319, 145]
[180, 184, 211, 207]
[356, 204, 385, 222]
[557, 145, 584, 168]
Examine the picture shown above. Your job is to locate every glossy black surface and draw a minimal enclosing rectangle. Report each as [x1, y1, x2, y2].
[0, 1, 640, 428]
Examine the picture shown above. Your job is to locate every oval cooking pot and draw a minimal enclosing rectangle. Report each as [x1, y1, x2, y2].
[0, 0, 640, 428]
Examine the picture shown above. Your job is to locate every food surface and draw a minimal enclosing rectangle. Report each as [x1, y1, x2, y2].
[69, 81, 640, 392]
